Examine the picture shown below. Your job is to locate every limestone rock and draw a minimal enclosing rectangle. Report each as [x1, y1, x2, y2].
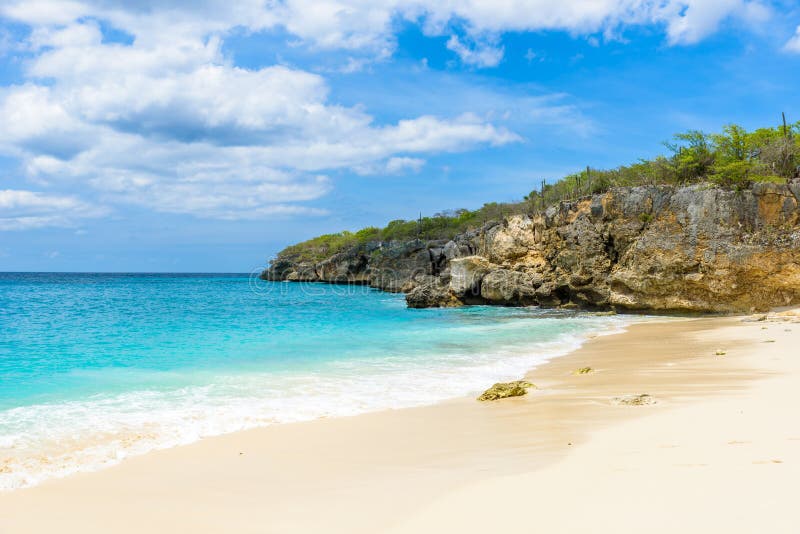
[449, 256, 494, 298]
[477, 380, 536, 401]
[480, 269, 538, 304]
[484, 215, 538, 263]
[263, 184, 800, 313]
[406, 281, 460, 308]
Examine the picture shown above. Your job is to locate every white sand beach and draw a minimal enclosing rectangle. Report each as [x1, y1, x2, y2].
[2, 311, 799, 533]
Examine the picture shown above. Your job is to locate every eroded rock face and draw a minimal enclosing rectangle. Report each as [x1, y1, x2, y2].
[449, 256, 493, 298]
[406, 280, 461, 309]
[484, 216, 538, 263]
[480, 269, 538, 304]
[263, 184, 800, 313]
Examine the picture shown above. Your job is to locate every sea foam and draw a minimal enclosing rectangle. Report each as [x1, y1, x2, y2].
[0, 273, 634, 490]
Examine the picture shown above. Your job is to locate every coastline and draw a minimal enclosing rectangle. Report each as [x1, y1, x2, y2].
[0, 306, 632, 492]
[2, 311, 798, 532]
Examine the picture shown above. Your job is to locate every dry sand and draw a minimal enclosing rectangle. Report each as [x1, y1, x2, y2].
[1, 311, 799, 533]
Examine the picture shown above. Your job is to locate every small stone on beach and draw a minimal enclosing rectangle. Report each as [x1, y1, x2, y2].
[613, 394, 657, 406]
[477, 380, 536, 401]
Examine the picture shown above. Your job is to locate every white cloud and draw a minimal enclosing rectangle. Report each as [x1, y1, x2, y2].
[0, 19, 518, 220]
[0, 1, 776, 59]
[0, 189, 109, 230]
[0, 66, 516, 213]
[2, 0, 87, 27]
[785, 25, 800, 53]
[659, 0, 771, 45]
[223, 0, 773, 55]
[446, 35, 504, 68]
[0, 0, 777, 225]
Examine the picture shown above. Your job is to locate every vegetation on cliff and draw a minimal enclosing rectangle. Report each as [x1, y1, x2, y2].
[277, 120, 800, 263]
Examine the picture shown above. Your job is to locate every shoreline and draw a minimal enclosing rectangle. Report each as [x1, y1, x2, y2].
[2, 311, 798, 532]
[0, 309, 634, 492]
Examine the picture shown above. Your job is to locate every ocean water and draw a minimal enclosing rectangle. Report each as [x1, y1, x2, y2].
[0, 273, 632, 490]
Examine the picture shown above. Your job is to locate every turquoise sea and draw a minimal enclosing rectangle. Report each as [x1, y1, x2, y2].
[0, 273, 631, 490]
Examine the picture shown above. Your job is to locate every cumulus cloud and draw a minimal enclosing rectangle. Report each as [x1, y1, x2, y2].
[209, 0, 772, 54]
[0, 0, 778, 226]
[0, 59, 516, 214]
[1, 1, 776, 59]
[0, 18, 517, 222]
[0, 189, 109, 230]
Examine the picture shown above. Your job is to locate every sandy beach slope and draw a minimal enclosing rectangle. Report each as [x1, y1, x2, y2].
[1, 311, 798, 533]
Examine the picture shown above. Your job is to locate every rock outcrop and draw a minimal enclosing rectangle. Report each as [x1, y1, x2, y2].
[262, 183, 800, 313]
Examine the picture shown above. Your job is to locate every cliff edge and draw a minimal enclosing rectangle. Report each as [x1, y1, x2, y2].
[262, 183, 800, 313]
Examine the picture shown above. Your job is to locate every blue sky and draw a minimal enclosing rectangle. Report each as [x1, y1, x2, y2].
[1, 1, 800, 272]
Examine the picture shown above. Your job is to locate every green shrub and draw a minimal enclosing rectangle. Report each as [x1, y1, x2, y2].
[277, 119, 800, 262]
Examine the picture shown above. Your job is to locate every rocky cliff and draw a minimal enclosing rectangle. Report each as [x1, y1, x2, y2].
[262, 183, 800, 313]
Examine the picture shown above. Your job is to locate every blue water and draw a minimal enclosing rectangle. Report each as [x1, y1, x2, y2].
[0, 273, 630, 489]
